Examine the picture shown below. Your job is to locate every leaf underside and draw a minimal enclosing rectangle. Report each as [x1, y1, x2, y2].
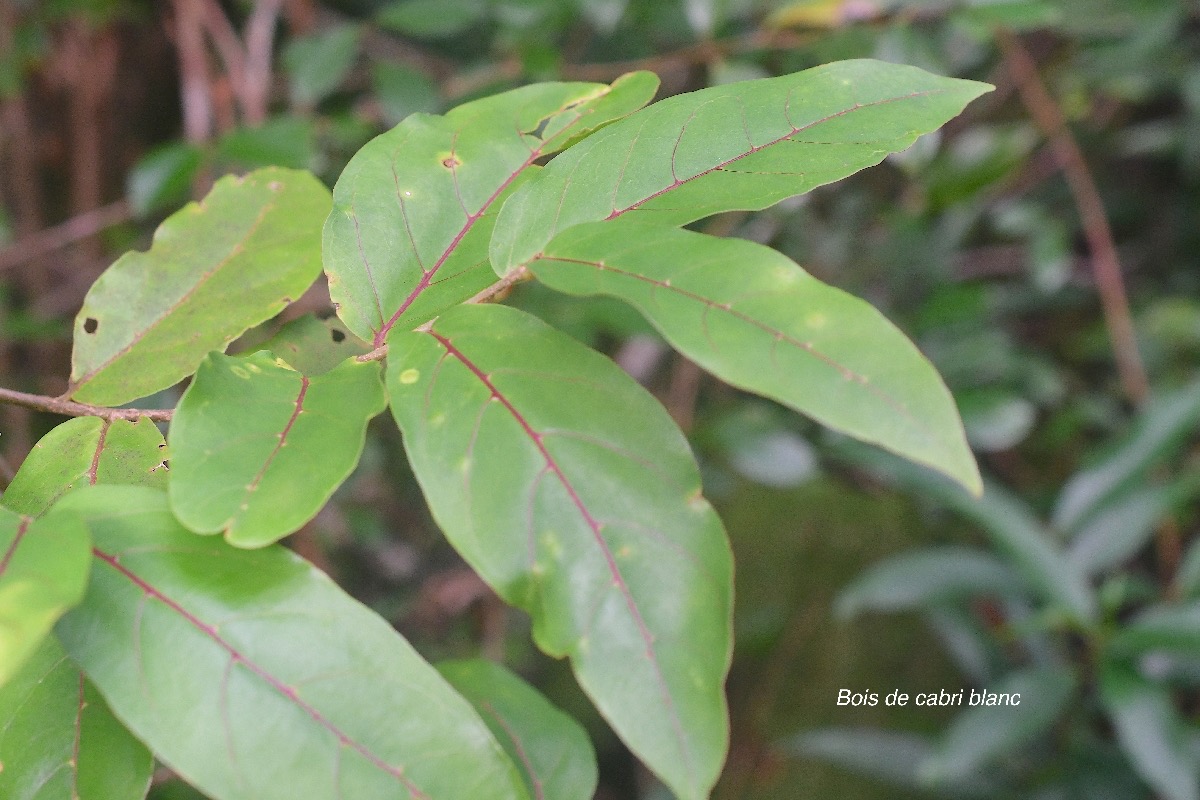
[323, 71, 659, 346]
[169, 351, 386, 547]
[55, 486, 529, 800]
[438, 658, 599, 800]
[388, 304, 732, 800]
[533, 220, 981, 494]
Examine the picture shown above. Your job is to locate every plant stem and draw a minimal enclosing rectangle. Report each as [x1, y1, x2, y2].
[996, 28, 1149, 408]
[356, 265, 532, 363]
[0, 386, 173, 422]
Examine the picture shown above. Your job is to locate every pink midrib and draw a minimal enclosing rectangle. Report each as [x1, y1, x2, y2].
[427, 330, 693, 769]
[228, 375, 310, 531]
[92, 547, 429, 799]
[536, 255, 940, 443]
[373, 98, 613, 347]
[0, 517, 30, 577]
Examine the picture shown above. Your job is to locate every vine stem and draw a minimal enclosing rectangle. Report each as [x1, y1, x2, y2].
[996, 28, 1149, 408]
[0, 386, 173, 422]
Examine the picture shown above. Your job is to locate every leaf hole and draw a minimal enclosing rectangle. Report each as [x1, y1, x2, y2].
[83, 317, 99, 334]
[523, 117, 551, 140]
[330, 328, 346, 343]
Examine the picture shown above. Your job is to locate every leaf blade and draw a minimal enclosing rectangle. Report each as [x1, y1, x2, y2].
[533, 221, 980, 493]
[322, 72, 658, 345]
[491, 59, 992, 273]
[438, 659, 599, 800]
[388, 304, 732, 800]
[168, 351, 386, 547]
[54, 485, 529, 800]
[0, 636, 153, 800]
[70, 167, 331, 405]
[0, 508, 91, 686]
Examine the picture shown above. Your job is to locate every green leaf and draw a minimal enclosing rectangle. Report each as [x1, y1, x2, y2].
[323, 71, 659, 346]
[532, 220, 981, 493]
[789, 728, 996, 797]
[922, 666, 1076, 784]
[834, 443, 1097, 624]
[54, 486, 529, 800]
[1108, 601, 1200, 658]
[70, 167, 331, 406]
[372, 63, 440, 127]
[126, 141, 202, 218]
[835, 545, 1023, 619]
[3, 416, 167, 517]
[377, 0, 487, 38]
[248, 313, 371, 376]
[1101, 666, 1199, 800]
[169, 351, 386, 548]
[0, 507, 91, 686]
[282, 23, 360, 107]
[0, 636, 153, 800]
[388, 304, 732, 800]
[1068, 472, 1200, 576]
[1054, 381, 1200, 532]
[438, 659, 598, 800]
[491, 59, 993, 273]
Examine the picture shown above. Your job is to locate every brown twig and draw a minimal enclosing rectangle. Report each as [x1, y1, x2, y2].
[996, 29, 1149, 408]
[0, 386, 172, 422]
[170, 0, 216, 144]
[0, 201, 131, 273]
[242, 0, 285, 125]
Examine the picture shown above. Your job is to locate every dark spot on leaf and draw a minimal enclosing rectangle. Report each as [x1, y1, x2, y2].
[442, 156, 461, 169]
[330, 328, 346, 343]
[84, 317, 99, 334]
[158, 442, 167, 449]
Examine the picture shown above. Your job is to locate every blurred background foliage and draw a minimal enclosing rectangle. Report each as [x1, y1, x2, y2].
[2, 0, 1200, 797]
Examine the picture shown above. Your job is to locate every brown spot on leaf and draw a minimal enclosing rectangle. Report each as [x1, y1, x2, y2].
[442, 156, 461, 169]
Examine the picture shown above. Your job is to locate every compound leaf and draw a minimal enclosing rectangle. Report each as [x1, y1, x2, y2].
[388, 304, 732, 800]
[169, 351, 386, 548]
[323, 71, 658, 346]
[2, 416, 167, 517]
[438, 659, 598, 800]
[70, 168, 331, 406]
[491, 59, 992, 273]
[0, 507, 90, 687]
[54, 485, 528, 800]
[0, 636, 153, 800]
[533, 221, 980, 493]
